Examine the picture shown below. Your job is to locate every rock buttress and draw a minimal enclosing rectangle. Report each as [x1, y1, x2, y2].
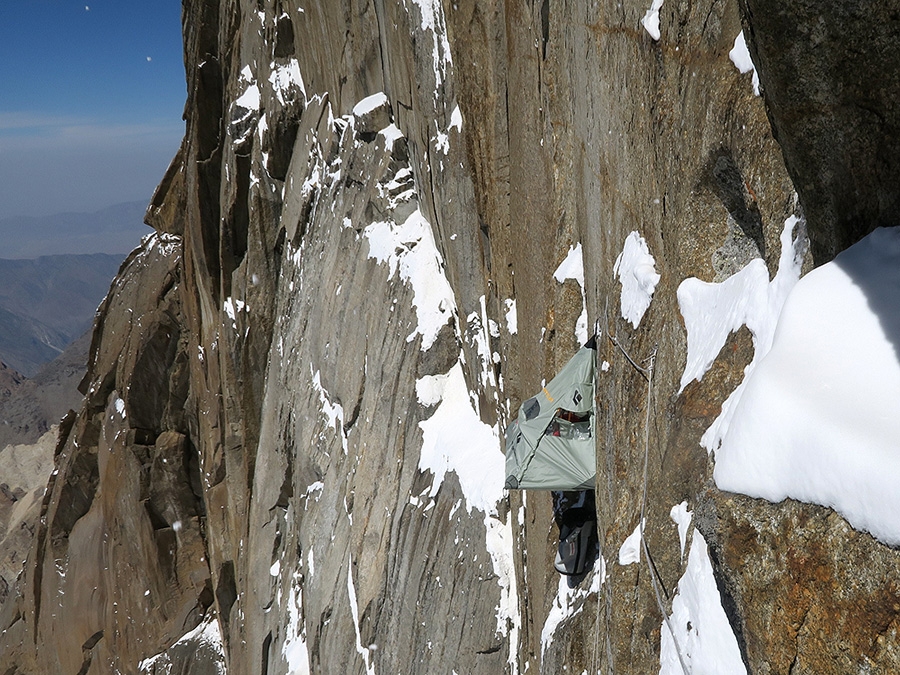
[4, 1, 900, 674]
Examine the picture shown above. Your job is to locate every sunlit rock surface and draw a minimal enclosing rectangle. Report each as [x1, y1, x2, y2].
[2, 1, 900, 674]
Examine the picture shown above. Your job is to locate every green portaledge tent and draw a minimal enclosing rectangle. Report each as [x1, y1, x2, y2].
[504, 339, 597, 490]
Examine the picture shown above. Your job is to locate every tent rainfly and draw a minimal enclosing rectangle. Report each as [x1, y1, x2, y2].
[504, 340, 597, 490]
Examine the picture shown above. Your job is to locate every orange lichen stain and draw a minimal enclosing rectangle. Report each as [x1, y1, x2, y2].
[745, 181, 758, 203]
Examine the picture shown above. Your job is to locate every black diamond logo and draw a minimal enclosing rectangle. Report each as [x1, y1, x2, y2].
[573, 391, 582, 406]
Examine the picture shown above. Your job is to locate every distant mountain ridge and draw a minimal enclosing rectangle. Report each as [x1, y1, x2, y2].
[0, 253, 123, 376]
[0, 331, 89, 450]
[0, 361, 25, 405]
[0, 201, 149, 259]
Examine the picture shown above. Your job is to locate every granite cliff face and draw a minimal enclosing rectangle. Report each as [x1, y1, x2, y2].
[2, 1, 899, 674]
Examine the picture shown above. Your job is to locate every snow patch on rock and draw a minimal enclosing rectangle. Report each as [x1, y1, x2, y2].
[416, 357, 519, 648]
[269, 58, 306, 105]
[715, 226, 900, 545]
[311, 367, 348, 455]
[641, 0, 665, 40]
[282, 569, 311, 675]
[223, 297, 247, 331]
[434, 123, 450, 155]
[484, 509, 520, 666]
[417, 361, 502, 513]
[614, 231, 660, 329]
[677, 216, 805, 454]
[660, 530, 747, 675]
[729, 32, 760, 96]
[465, 295, 499, 408]
[670, 501, 692, 560]
[504, 298, 518, 335]
[379, 123, 404, 150]
[138, 612, 226, 674]
[352, 92, 389, 117]
[540, 556, 605, 659]
[364, 208, 457, 351]
[449, 104, 463, 132]
[406, 0, 453, 92]
[347, 556, 376, 675]
[234, 65, 261, 110]
[618, 520, 642, 566]
[553, 243, 585, 287]
[553, 243, 588, 343]
[143, 231, 182, 258]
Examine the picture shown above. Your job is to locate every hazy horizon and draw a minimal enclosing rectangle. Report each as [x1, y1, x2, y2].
[0, 200, 151, 259]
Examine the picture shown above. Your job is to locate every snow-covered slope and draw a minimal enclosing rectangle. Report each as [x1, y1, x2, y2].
[715, 226, 900, 544]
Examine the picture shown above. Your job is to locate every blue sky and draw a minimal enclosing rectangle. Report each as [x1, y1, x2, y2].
[0, 1, 185, 218]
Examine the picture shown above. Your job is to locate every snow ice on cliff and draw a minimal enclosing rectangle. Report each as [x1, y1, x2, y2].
[680, 224, 900, 546]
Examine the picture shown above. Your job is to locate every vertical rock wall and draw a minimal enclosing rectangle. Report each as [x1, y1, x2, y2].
[2, 1, 900, 674]
[739, 0, 900, 262]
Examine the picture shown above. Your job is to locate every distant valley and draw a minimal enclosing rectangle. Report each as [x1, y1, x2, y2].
[0, 201, 147, 442]
[0, 253, 124, 377]
[0, 332, 89, 449]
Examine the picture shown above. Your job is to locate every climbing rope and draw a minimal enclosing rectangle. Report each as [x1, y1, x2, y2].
[637, 348, 690, 675]
[605, 317, 691, 675]
[590, 317, 611, 675]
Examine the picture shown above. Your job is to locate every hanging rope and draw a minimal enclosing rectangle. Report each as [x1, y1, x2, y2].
[589, 316, 605, 675]
[604, 314, 691, 675]
[637, 348, 690, 675]
[590, 317, 617, 675]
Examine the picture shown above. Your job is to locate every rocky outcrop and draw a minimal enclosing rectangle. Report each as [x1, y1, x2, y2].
[0, 361, 24, 405]
[3, 1, 899, 674]
[699, 491, 900, 673]
[0, 331, 91, 450]
[0, 428, 56, 612]
[0, 235, 206, 674]
[739, 0, 900, 262]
